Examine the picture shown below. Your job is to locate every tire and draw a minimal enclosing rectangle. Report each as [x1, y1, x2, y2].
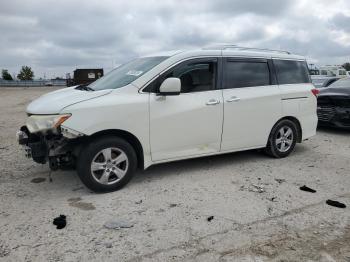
[265, 119, 298, 158]
[77, 136, 137, 192]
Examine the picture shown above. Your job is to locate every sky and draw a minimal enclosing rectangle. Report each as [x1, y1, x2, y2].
[1, 0, 350, 79]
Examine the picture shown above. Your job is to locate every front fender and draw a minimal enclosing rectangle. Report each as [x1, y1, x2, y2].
[60, 89, 151, 165]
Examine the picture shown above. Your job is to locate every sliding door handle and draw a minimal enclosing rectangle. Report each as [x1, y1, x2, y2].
[226, 96, 240, 102]
[206, 99, 220, 106]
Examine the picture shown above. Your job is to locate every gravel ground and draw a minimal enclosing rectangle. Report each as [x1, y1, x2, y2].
[0, 87, 350, 262]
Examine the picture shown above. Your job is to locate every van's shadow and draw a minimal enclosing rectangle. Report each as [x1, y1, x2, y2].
[41, 145, 311, 193]
[132, 149, 271, 184]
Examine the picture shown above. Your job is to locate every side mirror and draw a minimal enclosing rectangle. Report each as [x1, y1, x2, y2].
[158, 78, 181, 96]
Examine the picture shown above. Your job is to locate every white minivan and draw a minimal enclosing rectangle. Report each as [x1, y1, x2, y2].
[17, 46, 318, 192]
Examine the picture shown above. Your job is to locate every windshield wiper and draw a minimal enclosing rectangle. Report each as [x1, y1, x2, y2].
[75, 84, 94, 91]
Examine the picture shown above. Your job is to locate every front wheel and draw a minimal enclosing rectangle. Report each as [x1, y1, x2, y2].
[77, 136, 137, 192]
[265, 120, 298, 158]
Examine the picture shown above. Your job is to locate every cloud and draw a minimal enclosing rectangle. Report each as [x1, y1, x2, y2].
[330, 13, 350, 32]
[1, 0, 350, 78]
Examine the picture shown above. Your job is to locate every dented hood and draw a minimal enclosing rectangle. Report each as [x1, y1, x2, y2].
[26, 86, 112, 115]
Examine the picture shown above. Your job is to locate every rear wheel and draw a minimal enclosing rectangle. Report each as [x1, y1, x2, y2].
[77, 136, 137, 192]
[265, 119, 298, 158]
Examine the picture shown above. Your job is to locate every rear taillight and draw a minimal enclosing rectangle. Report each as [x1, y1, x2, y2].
[311, 89, 319, 97]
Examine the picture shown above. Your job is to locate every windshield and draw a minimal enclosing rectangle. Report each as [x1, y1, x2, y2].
[329, 78, 350, 89]
[88, 56, 168, 91]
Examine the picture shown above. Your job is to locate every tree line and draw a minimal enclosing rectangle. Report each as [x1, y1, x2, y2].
[1, 66, 34, 81]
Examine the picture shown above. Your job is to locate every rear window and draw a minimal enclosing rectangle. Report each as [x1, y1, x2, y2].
[224, 61, 270, 88]
[274, 60, 311, 85]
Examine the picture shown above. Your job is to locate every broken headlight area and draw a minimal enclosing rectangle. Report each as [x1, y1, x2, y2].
[26, 114, 71, 134]
[17, 125, 84, 170]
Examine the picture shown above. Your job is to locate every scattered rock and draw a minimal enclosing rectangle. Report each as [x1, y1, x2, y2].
[30, 177, 46, 183]
[105, 242, 113, 248]
[267, 207, 273, 215]
[53, 215, 66, 229]
[326, 200, 346, 208]
[240, 184, 266, 193]
[135, 200, 143, 204]
[104, 220, 134, 229]
[275, 178, 286, 184]
[269, 197, 277, 202]
[169, 203, 177, 208]
[252, 184, 265, 193]
[299, 185, 316, 193]
[0, 243, 10, 257]
[207, 216, 214, 222]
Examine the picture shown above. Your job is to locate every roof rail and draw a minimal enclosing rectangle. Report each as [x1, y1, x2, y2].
[203, 44, 291, 54]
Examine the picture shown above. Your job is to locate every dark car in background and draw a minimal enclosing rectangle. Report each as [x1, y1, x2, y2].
[311, 76, 340, 89]
[317, 78, 350, 128]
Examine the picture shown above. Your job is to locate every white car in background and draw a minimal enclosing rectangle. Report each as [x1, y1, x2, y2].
[17, 45, 318, 192]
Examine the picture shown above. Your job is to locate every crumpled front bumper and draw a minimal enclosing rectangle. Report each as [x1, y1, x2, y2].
[16, 127, 48, 163]
[317, 106, 350, 128]
[16, 125, 83, 169]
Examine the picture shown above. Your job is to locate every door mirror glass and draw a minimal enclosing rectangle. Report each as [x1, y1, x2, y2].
[158, 77, 181, 95]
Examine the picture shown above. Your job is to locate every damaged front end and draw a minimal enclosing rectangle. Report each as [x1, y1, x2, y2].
[317, 96, 350, 128]
[17, 114, 84, 170]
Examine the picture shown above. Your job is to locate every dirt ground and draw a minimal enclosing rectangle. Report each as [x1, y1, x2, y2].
[0, 87, 350, 262]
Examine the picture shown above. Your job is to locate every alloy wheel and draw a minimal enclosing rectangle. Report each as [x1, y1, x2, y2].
[90, 147, 129, 185]
[275, 126, 294, 153]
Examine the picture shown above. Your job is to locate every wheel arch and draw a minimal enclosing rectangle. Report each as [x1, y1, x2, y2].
[88, 129, 144, 169]
[269, 116, 302, 143]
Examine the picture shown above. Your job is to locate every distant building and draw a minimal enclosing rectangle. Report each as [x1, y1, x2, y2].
[67, 69, 103, 86]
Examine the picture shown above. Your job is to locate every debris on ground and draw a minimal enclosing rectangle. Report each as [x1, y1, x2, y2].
[30, 177, 46, 183]
[104, 220, 134, 230]
[240, 184, 266, 193]
[207, 216, 214, 222]
[53, 215, 66, 229]
[135, 200, 143, 204]
[326, 200, 346, 208]
[275, 179, 286, 184]
[252, 184, 265, 193]
[169, 203, 177, 208]
[104, 242, 113, 248]
[299, 185, 317, 193]
[269, 197, 277, 202]
[0, 242, 10, 257]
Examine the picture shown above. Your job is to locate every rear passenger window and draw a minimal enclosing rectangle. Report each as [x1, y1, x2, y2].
[274, 60, 310, 85]
[224, 61, 270, 88]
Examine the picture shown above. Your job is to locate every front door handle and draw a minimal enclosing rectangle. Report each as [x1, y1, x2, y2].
[226, 96, 240, 103]
[206, 99, 220, 106]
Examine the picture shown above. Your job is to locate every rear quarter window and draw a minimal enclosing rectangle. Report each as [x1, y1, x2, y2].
[274, 60, 311, 85]
[224, 60, 271, 88]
